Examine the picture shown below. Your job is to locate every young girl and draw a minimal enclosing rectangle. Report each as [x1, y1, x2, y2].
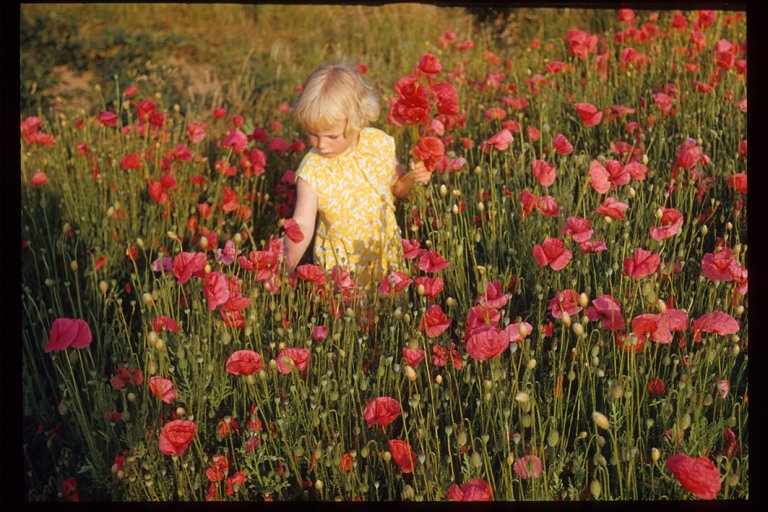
[283, 63, 432, 291]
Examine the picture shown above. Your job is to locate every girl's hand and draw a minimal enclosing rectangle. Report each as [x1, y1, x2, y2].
[409, 160, 433, 184]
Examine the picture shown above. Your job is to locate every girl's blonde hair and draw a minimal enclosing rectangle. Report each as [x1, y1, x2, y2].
[294, 63, 380, 136]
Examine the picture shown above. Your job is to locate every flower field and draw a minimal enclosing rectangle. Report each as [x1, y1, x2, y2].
[20, 6, 747, 501]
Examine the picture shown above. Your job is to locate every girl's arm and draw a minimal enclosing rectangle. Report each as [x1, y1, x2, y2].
[283, 177, 318, 274]
[392, 160, 432, 198]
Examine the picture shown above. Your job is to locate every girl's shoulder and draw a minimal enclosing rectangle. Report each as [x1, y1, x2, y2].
[296, 149, 328, 179]
[358, 127, 395, 155]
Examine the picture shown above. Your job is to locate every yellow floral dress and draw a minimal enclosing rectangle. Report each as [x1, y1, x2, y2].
[296, 127, 404, 290]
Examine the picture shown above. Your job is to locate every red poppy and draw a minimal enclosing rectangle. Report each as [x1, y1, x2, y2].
[586, 295, 625, 330]
[29, 171, 49, 187]
[574, 102, 602, 126]
[447, 479, 493, 501]
[417, 52, 442, 74]
[44, 318, 92, 352]
[432, 82, 459, 117]
[579, 239, 608, 254]
[537, 195, 560, 217]
[283, 218, 305, 243]
[158, 420, 196, 456]
[390, 80, 431, 126]
[206, 455, 229, 483]
[225, 350, 265, 376]
[466, 326, 508, 360]
[485, 129, 514, 151]
[519, 190, 538, 216]
[727, 173, 747, 194]
[648, 376, 666, 396]
[665, 454, 721, 499]
[552, 133, 573, 155]
[61, 477, 79, 502]
[561, 216, 593, 243]
[564, 29, 597, 60]
[526, 126, 541, 142]
[531, 160, 556, 187]
[415, 276, 444, 300]
[533, 237, 572, 271]
[153, 316, 180, 333]
[388, 439, 417, 473]
[513, 455, 544, 479]
[624, 161, 648, 181]
[418, 250, 450, 273]
[595, 196, 629, 219]
[623, 248, 661, 280]
[149, 376, 177, 404]
[98, 111, 118, 127]
[631, 309, 688, 344]
[173, 252, 207, 285]
[692, 312, 739, 341]
[276, 348, 311, 374]
[589, 160, 612, 194]
[364, 397, 401, 427]
[312, 325, 328, 341]
[503, 96, 529, 110]
[297, 264, 327, 287]
[420, 305, 451, 338]
[412, 136, 445, 172]
[650, 207, 684, 241]
[379, 271, 413, 295]
[402, 239, 425, 259]
[485, 107, 506, 121]
[120, 153, 141, 171]
[403, 347, 425, 367]
[220, 296, 251, 328]
[547, 289, 582, 319]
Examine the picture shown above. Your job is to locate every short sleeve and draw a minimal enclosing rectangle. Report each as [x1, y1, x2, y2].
[295, 152, 320, 193]
[369, 129, 398, 193]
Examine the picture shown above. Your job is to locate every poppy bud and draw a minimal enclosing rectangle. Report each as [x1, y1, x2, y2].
[315, 480, 324, 491]
[435, 374, 442, 385]
[701, 225, 708, 235]
[515, 391, 530, 405]
[573, 323, 584, 337]
[446, 297, 457, 307]
[143, 292, 154, 305]
[474, 166, 482, 175]
[417, 284, 425, 296]
[405, 366, 416, 382]
[127, 392, 137, 402]
[629, 187, 636, 198]
[99, 281, 109, 293]
[579, 293, 588, 308]
[58, 401, 69, 415]
[439, 184, 448, 197]
[592, 411, 611, 430]
[651, 447, 660, 462]
[656, 299, 667, 313]
[507, 453, 515, 465]
[526, 358, 537, 370]
[382, 451, 392, 462]
[590, 480, 601, 499]
[561, 311, 571, 328]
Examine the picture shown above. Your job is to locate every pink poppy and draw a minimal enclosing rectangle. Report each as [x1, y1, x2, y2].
[187, 121, 207, 144]
[158, 420, 196, 457]
[403, 347, 425, 367]
[574, 102, 602, 126]
[364, 397, 401, 427]
[447, 479, 493, 501]
[586, 295, 625, 330]
[466, 326, 509, 360]
[650, 207, 684, 241]
[547, 289, 582, 319]
[98, 111, 118, 127]
[44, 318, 92, 352]
[420, 305, 452, 338]
[531, 159, 556, 187]
[623, 248, 661, 280]
[503, 322, 533, 344]
[475, 280, 509, 309]
[579, 240, 608, 253]
[415, 276, 444, 300]
[312, 325, 328, 341]
[225, 350, 265, 376]
[485, 129, 514, 151]
[204, 271, 230, 311]
[149, 376, 177, 404]
[552, 133, 573, 155]
[589, 160, 612, 194]
[418, 250, 450, 273]
[222, 129, 248, 154]
[692, 312, 739, 341]
[533, 238, 572, 271]
[513, 455, 544, 479]
[379, 271, 413, 295]
[624, 161, 648, 181]
[537, 195, 560, 217]
[485, 107, 506, 121]
[276, 348, 311, 374]
[561, 216, 593, 243]
[388, 439, 417, 473]
[595, 196, 629, 219]
[173, 252, 207, 285]
[666, 454, 721, 500]
[631, 309, 688, 344]
[701, 249, 739, 282]
[402, 239, 425, 259]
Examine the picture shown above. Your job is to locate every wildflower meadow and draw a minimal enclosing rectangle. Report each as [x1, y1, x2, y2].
[20, 5, 748, 502]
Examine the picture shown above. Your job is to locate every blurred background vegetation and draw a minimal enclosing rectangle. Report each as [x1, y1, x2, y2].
[20, 3, 601, 117]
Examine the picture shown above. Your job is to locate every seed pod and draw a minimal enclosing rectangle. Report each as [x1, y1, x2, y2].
[561, 311, 571, 328]
[547, 429, 560, 448]
[590, 479, 601, 499]
[515, 391, 530, 405]
[457, 432, 467, 446]
[651, 447, 660, 462]
[471, 452, 482, 468]
[573, 323, 584, 337]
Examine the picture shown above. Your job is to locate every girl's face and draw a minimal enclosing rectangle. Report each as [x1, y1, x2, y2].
[307, 120, 357, 158]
